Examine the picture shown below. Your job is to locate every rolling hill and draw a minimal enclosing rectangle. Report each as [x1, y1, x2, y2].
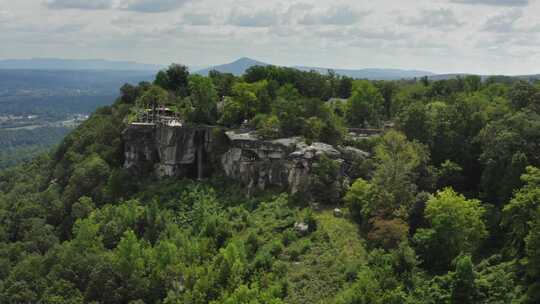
[196, 57, 436, 80]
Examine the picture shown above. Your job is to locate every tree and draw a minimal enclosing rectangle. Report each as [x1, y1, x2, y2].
[464, 75, 482, 93]
[120, 84, 138, 104]
[309, 154, 343, 204]
[508, 80, 538, 110]
[154, 64, 190, 97]
[414, 188, 487, 271]
[367, 218, 409, 250]
[136, 85, 169, 110]
[370, 131, 426, 218]
[345, 178, 375, 225]
[346, 80, 384, 128]
[208, 70, 235, 98]
[273, 85, 304, 137]
[452, 255, 476, 304]
[397, 102, 433, 145]
[63, 153, 111, 204]
[479, 111, 540, 205]
[338, 77, 353, 99]
[502, 166, 540, 256]
[254, 114, 280, 139]
[525, 208, 540, 303]
[187, 75, 218, 124]
[375, 81, 398, 118]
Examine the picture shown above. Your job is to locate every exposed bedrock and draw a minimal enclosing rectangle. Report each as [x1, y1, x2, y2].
[123, 125, 369, 194]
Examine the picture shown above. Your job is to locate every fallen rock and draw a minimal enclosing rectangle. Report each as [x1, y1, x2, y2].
[294, 222, 309, 236]
[333, 208, 343, 217]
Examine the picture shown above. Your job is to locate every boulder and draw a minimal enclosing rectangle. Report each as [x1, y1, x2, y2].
[333, 208, 343, 218]
[294, 222, 310, 235]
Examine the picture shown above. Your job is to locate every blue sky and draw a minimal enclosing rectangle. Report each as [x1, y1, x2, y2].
[1, 0, 540, 74]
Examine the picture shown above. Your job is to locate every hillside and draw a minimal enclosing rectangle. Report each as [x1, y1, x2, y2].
[0, 69, 156, 168]
[0, 63, 539, 303]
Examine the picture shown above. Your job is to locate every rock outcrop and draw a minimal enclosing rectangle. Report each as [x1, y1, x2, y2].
[123, 124, 215, 178]
[123, 125, 369, 195]
[221, 130, 369, 194]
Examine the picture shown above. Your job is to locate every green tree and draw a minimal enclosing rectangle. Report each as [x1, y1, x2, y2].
[209, 70, 236, 98]
[509, 80, 538, 110]
[502, 166, 540, 256]
[346, 80, 384, 128]
[136, 85, 169, 110]
[309, 154, 343, 204]
[525, 209, 540, 302]
[479, 111, 540, 205]
[154, 64, 190, 97]
[371, 131, 426, 218]
[188, 75, 218, 124]
[414, 188, 487, 271]
[452, 255, 476, 304]
[345, 178, 375, 225]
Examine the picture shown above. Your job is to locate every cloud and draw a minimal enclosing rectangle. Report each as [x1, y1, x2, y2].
[399, 8, 463, 29]
[0, 10, 14, 23]
[228, 8, 279, 28]
[482, 9, 522, 33]
[299, 5, 368, 26]
[182, 12, 214, 26]
[118, 0, 191, 13]
[450, 0, 529, 6]
[44, 0, 113, 10]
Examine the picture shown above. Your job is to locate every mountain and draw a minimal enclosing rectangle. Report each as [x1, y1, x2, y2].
[196, 57, 268, 76]
[295, 66, 435, 80]
[0, 58, 162, 71]
[196, 57, 435, 80]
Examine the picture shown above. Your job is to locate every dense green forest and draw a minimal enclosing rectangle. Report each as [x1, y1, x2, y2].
[0, 127, 71, 169]
[1, 63, 540, 303]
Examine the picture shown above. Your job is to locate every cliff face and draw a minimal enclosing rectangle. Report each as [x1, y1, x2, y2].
[123, 125, 369, 194]
[221, 131, 369, 194]
[123, 124, 215, 178]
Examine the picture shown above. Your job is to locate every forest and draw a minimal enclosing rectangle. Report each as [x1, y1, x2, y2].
[0, 63, 539, 303]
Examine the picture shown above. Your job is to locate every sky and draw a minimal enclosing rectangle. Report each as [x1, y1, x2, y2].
[1, 0, 540, 74]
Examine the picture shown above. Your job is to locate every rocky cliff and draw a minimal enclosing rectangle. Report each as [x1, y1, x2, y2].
[123, 124, 215, 178]
[123, 125, 369, 195]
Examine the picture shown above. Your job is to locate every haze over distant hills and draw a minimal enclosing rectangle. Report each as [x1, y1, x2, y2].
[0, 58, 163, 71]
[196, 57, 436, 80]
[196, 57, 269, 76]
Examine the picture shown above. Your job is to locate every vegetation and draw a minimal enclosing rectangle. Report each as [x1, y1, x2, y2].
[1, 63, 540, 303]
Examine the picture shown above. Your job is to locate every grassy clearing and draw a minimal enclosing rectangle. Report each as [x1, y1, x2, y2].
[283, 209, 366, 304]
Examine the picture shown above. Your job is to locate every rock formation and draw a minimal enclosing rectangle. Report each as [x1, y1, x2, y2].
[123, 124, 215, 179]
[123, 125, 369, 195]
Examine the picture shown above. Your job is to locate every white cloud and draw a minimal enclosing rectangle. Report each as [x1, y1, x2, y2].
[227, 8, 279, 28]
[2, 0, 540, 75]
[450, 0, 529, 6]
[118, 0, 192, 13]
[44, 0, 113, 10]
[482, 9, 523, 33]
[399, 8, 463, 29]
[299, 5, 368, 26]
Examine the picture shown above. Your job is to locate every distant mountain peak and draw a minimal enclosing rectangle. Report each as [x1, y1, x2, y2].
[195, 57, 435, 80]
[196, 57, 268, 76]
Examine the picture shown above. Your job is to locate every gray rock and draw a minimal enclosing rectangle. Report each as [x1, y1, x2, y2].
[124, 125, 370, 196]
[294, 222, 309, 235]
[123, 124, 215, 178]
